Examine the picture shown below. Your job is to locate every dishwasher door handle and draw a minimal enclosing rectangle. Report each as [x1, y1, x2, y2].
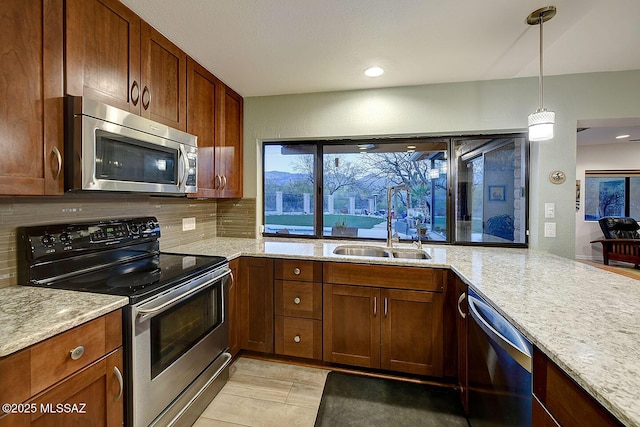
[468, 294, 532, 373]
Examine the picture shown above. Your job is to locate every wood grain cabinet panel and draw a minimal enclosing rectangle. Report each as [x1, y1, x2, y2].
[0, 310, 123, 427]
[65, 0, 187, 131]
[186, 58, 243, 199]
[323, 262, 446, 376]
[216, 87, 244, 198]
[323, 284, 380, 368]
[228, 258, 240, 356]
[65, 0, 141, 112]
[275, 280, 322, 319]
[533, 346, 623, 427]
[380, 288, 443, 376]
[238, 257, 274, 353]
[0, 0, 64, 195]
[275, 317, 322, 360]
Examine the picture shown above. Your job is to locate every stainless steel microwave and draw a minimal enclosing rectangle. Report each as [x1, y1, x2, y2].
[65, 96, 198, 195]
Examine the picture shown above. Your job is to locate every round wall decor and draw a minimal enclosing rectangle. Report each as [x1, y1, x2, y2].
[549, 170, 566, 184]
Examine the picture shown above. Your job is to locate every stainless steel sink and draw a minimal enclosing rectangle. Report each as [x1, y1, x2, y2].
[332, 245, 391, 258]
[332, 245, 430, 260]
[390, 248, 430, 259]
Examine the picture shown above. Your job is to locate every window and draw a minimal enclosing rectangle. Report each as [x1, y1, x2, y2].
[454, 136, 528, 244]
[263, 134, 528, 247]
[584, 171, 640, 221]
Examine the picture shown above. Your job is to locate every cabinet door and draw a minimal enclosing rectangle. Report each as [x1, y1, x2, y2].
[380, 289, 444, 376]
[228, 258, 240, 356]
[323, 284, 380, 368]
[0, 0, 64, 195]
[216, 86, 243, 198]
[29, 348, 124, 427]
[65, 0, 141, 113]
[186, 58, 222, 198]
[238, 257, 274, 353]
[140, 22, 187, 131]
[456, 278, 469, 412]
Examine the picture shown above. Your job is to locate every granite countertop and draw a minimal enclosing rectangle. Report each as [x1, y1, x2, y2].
[167, 237, 640, 427]
[0, 286, 128, 357]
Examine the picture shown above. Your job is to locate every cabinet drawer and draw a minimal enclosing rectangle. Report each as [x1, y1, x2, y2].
[30, 316, 107, 395]
[275, 259, 321, 282]
[275, 316, 322, 360]
[323, 262, 445, 292]
[274, 280, 322, 319]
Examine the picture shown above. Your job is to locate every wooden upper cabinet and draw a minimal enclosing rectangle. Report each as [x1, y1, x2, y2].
[187, 57, 243, 199]
[65, 0, 141, 112]
[217, 86, 243, 198]
[0, 0, 64, 196]
[65, 0, 187, 131]
[187, 58, 222, 199]
[140, 22, 187, 130]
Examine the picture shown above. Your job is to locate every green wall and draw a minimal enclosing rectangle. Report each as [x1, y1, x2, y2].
[244, 70, 640, 258]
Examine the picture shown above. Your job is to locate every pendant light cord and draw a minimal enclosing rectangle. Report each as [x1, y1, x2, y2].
[538, 12, 544, 110]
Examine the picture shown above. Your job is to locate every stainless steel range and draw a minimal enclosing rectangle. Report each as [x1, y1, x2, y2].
[18, 217, 232, 427]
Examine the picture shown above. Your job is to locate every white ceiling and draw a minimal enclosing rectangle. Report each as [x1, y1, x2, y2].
[121, 0, 640, 97]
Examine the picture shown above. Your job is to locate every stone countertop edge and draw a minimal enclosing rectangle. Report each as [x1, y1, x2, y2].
[0, 286, 128, 358]
[166, 236, 640, 427]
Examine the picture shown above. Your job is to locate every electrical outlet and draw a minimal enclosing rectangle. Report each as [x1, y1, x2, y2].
[182, 217, 196, 231]
[544, 222, 556, 237]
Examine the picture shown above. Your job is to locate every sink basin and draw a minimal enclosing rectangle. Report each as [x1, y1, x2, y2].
[332, 245, 430, 260]
[332, 245, 391, 258]
[390, 248, 431, 260]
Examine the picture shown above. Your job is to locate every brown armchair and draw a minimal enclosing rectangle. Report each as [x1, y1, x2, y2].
[591, 216, 640, 268]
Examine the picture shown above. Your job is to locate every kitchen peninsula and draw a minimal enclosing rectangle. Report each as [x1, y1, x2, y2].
[167, 237, 640, 427]
[1, 237, 638, 426]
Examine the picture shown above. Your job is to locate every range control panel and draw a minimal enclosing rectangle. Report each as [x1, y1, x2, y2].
[20, 217, 161, 260]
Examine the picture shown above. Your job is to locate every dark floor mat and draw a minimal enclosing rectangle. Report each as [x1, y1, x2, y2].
[314, 372, 469, 427]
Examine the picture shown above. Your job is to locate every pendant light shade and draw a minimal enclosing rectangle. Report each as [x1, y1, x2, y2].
[526, 6, 556, 142]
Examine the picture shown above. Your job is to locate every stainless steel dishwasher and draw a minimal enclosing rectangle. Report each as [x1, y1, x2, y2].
[467, 288, 532, 427]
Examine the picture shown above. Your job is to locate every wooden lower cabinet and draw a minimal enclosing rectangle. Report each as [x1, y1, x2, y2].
[0, 310, 123, 427]
[532, 347, 622, 427]
[228, 258, 240, 356]
[323, 283, 444, 376]
[455, 276, 469, 412]
[238, 257, 274, 353]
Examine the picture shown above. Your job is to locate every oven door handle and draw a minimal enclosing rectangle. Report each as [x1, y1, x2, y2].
[136, 268, 231, 320]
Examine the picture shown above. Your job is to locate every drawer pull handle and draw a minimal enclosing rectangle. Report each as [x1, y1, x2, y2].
[70, 346, 85, 360]
[113, 366, 123, 402]
[293, 335, 301, 343]
[293, 267, 301, 275]
[293, 297, 301, 305]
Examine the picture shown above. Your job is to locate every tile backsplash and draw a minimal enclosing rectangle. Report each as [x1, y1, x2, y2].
[0, 194, 256, 288]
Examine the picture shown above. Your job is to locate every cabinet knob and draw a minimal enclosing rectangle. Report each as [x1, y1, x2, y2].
[293, 267, 301, 275]
[70, 345, 85, 360]
[293, 335, 301, 343]
[293, 297, 301, 305]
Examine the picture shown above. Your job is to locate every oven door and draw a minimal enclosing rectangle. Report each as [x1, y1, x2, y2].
[128, 266, 230, 427]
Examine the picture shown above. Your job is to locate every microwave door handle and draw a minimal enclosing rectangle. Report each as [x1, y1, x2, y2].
[177, 145, 189, 189]
[136, 268, 231, 321]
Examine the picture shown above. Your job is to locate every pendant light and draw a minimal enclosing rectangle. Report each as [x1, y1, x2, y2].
[526, 6, 556, 141]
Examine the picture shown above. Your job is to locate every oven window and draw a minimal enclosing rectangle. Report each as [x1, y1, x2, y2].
[95, 130, 177, 184]
[150, 283, 221, 379]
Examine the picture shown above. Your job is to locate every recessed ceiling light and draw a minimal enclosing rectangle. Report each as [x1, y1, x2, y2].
[616, 134, 630, 139]
[364, 66, 384, 78]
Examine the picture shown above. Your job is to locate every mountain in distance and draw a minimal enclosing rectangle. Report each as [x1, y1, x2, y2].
[265, 170, 308, 186]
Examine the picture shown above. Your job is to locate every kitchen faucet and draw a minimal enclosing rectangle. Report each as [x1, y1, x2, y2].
[386, 184, 410, 248]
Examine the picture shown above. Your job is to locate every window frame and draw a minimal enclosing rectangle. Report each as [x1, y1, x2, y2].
[261, 134, 529, 248]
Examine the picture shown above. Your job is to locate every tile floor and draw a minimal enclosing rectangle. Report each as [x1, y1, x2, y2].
[193, 357, 330, 427]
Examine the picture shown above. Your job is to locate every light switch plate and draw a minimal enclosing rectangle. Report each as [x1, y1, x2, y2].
[182, 217, 196, 231]
[544, 222, 556, 237]
[545, 202, 555, 218]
